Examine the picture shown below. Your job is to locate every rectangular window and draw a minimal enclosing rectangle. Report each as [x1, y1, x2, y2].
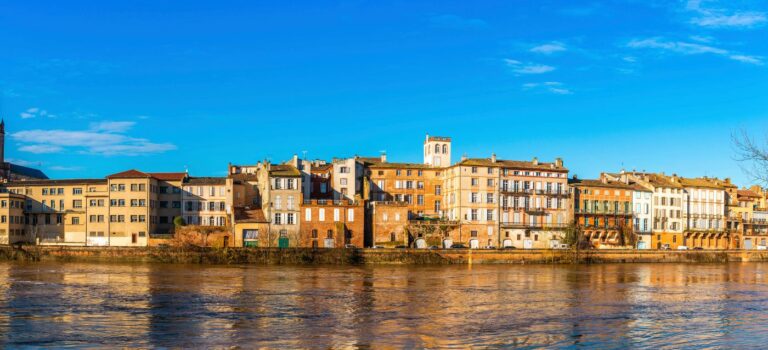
[287, 213, 295, 225]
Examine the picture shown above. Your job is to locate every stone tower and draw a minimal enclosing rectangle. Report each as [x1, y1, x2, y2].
[423, 134, 451, 167]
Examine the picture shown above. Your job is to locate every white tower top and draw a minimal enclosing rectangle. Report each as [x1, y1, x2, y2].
[423, 134, 451, 167]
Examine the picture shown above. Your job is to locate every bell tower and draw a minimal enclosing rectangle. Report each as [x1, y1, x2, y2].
[423, 134, 452, 167]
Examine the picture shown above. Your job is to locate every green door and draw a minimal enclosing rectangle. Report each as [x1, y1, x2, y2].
[278, 237, 289, 248]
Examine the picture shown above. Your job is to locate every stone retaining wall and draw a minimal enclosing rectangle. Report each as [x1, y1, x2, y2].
[2, 246, 768, 265]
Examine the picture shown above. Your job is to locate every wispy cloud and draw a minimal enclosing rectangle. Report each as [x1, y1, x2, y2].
[530, 42, 567, 55]
[429, 14, 487, 29]
[19, 107, 55, 119]
[505, 59, 556, 74]
[48, 165, 82, 171]
[686, 0, 767, 28]
[90, 121, 136, 133]
[522, 81, 573, 95]
[626, 37, 763, 65]
[12, 121, 176, 156]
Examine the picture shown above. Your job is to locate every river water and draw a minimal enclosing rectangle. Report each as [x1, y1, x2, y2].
[0, 262, 767, 349]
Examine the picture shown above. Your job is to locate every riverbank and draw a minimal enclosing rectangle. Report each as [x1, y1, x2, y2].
[3, 246, 768, 265]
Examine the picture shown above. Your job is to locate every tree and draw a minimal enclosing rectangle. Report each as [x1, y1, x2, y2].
[733, 130, 768, 184]
[616, 222, 636, 248]
[562, 222, 584, 248]
[173, 216, 187, 227]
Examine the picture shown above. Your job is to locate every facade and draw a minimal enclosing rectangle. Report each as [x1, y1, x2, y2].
[182, 177, 228, 227]
[331, 157, 365, 201]
[737, 189, 765, 249]
[0, 170, 186, 247]
[610, 172, 685, 249]
[630, 184, 653, 249]
[299, 199, 364, 248]
[570, 177, 634, 248]
[679, 177, 729, 249]
[423, 135, 451, 167]
[370, 202, 410, 247]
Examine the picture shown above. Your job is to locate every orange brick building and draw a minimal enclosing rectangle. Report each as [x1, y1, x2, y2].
[299, 199, 364, 248]
[570, 177, 635, 248]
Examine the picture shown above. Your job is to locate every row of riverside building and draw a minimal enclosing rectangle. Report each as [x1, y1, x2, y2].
[1, 130, 767, 250]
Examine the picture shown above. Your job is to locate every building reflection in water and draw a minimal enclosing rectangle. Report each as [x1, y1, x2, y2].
[0, 262, 767, 348]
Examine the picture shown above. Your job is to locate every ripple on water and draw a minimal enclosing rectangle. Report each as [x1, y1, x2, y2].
[0, 262, 767, 348]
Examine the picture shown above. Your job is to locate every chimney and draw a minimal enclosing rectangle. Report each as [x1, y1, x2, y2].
[461, 153, 468, 161]
[380, 152, 387, 163]
[555, 157, 563, 168]
[491, 153, 497, 163]
[532, 157, 539, 165]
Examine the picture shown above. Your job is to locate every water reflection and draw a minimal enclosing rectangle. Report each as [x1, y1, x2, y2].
[0, 262, 767, 348]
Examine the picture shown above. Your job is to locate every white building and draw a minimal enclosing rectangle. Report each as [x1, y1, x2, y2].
[182, 177, 229, 226]
[423, 134, 451, 167]
[632, 186, 653, 249]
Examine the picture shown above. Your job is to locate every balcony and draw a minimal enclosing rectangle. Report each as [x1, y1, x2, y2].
[574, 208, 633, 216]
[525, 207, 548, 215]
[303, 199, 358, 206]
[499, 187, 532, 195]
[500, 222, 570, 230]
[533, 189, 570, 197]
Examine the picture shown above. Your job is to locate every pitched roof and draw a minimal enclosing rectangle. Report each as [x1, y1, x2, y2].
[367, 162, 434, 169]
[6, 178, 107, 186]
[234, 207, 269, 223]
[569, 178, 635, 190]
[678, 177, 731, 190]
[635, 173, 684, 188]
[185, 177, 226, 185]
[269, 164, 301, 177]
[107, 169, 151, 179]
[107, 170, 187, 181]
[738, 189, 761, 198]
[456, 158, 568, 172]
[149, 172, 187, 181]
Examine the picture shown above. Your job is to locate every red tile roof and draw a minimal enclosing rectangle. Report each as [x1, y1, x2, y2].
[107, 169, 187, 181]
[234, 207, 269, 223]
[149, 172, 187, 181]
[106, 169, 151, 179]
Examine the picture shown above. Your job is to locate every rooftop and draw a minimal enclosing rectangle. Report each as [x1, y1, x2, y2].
[185, 177, 226, 185]
[270, 164, 301, 177]
[456, 158, 568, 172]
[569, 178, 636, 190]
[234, 207, 269, 223]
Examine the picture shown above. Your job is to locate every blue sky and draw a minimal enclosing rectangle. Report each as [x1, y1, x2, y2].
[1, 0, 767, 185]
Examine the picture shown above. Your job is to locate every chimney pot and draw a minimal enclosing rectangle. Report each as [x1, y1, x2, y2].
[491, 153, 497, 163]
[532, 157, 539, 165]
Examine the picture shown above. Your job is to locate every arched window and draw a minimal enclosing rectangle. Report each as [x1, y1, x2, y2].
[442, 144, 447, 154]
[434, 144, 440, 153]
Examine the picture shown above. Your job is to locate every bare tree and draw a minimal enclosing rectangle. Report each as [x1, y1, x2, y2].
[733, 129, 768, 184]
